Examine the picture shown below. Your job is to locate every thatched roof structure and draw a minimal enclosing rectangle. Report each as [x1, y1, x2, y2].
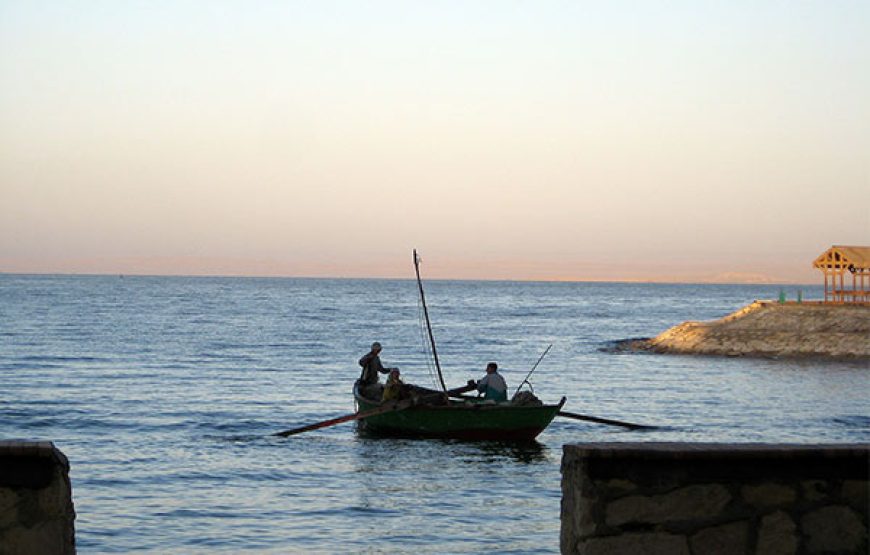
[813, 245, 870, 303]
[813, 246, 870, 271]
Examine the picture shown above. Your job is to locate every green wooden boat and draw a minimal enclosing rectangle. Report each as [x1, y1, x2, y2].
[354, 382, 566, 441]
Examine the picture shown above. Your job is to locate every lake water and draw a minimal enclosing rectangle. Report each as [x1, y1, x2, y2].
[1, 274, 867, 553]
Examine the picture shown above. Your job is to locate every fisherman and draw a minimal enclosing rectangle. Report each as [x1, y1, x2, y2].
[382, 369, 405, 402]
[475, 362, 508, 402]
[358, 342, 397, 399]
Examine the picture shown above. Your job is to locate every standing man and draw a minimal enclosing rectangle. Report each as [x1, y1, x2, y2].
[358, 342, 397, 399]
[476, 362, 508, 402]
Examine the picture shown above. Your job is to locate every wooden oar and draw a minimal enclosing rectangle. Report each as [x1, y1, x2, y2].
[557, 410, 655, 431]
[275, 398, 414, 437]
[446, 382, 477, 398]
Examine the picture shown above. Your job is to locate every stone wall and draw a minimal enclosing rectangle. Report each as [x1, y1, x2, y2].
[561, 443, 868, 554]
[0, 441, 75, 555]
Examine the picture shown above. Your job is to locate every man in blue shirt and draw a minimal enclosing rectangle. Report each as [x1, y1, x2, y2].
[476, 362, 508, 402]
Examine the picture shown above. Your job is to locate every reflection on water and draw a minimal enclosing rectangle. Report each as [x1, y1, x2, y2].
[348, 435, 559, 553]
[465, 439, 550, 464]
[354, 436, 550, 468]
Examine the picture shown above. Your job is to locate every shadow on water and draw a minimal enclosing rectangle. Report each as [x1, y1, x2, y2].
[473, 439, 550, 464]
[352, 432, 551, 465]
[831, 415, 870, 432]
[208, 434, 271, 443]
[205, 427, 555, 470]
[599, 337, 651, 354]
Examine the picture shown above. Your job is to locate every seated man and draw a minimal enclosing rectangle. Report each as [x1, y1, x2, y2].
[476, 362, 508, 402]
[382, 369, 405, 402]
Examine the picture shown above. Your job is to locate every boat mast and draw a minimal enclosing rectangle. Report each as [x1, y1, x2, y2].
[414, 249, 447, 392]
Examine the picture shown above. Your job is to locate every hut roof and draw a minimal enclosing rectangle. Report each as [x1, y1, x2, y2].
[813, 245, 870, 270]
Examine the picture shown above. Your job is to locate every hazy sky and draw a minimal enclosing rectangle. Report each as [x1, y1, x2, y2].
[1, 1, 868, 283]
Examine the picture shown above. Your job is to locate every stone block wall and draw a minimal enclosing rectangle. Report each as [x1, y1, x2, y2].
[0, 441, 75, 555]
[561, 443, 868, 554]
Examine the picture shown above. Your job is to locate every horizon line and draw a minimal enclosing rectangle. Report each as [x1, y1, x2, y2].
[0, 270, 821, 287]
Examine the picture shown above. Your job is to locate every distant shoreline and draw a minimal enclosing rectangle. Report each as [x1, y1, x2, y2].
[0, 271, 820, 287]
[627, 301, 870, 360]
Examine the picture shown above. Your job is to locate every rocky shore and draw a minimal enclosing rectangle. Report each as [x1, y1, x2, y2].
[630, 301, 870, 359]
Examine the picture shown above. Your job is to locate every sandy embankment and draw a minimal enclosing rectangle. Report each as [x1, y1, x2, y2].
[634, 301, 870, 359]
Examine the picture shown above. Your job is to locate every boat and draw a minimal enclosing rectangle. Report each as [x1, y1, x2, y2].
[354, 382, 565, 440]
[352, 250, 566, 441]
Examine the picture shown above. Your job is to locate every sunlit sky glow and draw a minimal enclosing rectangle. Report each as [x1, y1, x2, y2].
[1, 1, 868, 283]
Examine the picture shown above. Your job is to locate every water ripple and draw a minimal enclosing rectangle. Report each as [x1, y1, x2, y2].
[1, 275, 866, 553]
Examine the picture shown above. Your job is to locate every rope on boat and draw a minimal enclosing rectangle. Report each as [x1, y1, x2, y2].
[416, 291, 440, 390]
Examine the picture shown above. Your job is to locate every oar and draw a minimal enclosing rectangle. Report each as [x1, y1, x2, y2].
[557, 410, 656, 431]
[446, 382, 477, 398]
[275, 398, 414, 437]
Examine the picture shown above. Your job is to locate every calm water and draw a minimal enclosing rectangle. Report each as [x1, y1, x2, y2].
[1, 275, 867, 553]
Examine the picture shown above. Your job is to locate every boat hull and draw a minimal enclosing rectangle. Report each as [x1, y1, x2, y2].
[354, 386, 565, 441]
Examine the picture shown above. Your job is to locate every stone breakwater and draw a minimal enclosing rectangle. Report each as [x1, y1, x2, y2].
[561, 443, 869, 555]
[0, 441, 76, 554]
[632, 301, 870, 359]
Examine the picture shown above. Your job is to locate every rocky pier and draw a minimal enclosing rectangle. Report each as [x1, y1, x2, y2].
[631, 301, 870, 359]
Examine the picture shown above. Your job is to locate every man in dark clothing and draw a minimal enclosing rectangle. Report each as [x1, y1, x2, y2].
[358, 342, 397, 399]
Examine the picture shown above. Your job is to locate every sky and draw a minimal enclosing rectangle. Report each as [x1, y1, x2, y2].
[1, 1, 868, 283]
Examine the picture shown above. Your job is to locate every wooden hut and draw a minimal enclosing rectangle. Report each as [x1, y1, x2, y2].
[812, 245, 870, 303]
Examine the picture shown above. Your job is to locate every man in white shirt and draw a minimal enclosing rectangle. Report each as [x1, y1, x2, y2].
[476, 362, 508, 402]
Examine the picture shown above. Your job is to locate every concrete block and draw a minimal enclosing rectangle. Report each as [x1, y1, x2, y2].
[841, 480, 869, 511]
[741, 483, 796, 508]
[578, 532, 690, 555]
[36, 475, 69, 518]
[561, 460, 602, 549]
[755, 511, 797, 555]
[0, 488, 20, 529]
[605, 484, 731, 526]
[801, 505, 866, 553]
[2, 519, 72, 555]
[689, 520, 748, 554]
[601, 479, 637, 497]
[0, 441, 75, 554]
[800, 480, 828, 502]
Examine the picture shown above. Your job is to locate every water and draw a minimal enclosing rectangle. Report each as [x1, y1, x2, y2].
[1, 275, 867, 553]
